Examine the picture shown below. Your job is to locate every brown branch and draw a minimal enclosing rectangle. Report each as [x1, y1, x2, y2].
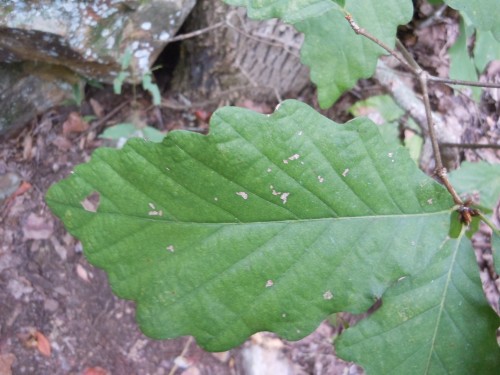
[345, 14, 464, 205]
[418, 73, 443, 170]
[345, 14, 417, 74]
[428, 76, 500, 89]
[439, 142, 500, 149]
[89, 99, 131, 132]
[167, 21, 226, 43]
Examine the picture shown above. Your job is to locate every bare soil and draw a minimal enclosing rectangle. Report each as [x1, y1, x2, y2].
[0, 85, 364, 374]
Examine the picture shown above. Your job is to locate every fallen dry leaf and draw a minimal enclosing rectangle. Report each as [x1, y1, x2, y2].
[62, 112, 89, 136]
[23, 213, 54, 240]
[0, 353, 16, 375]
[211, 351, 231, 363]
[83, 366, 110, 375]
[234, 99, 272, 114]
[52, 135, 73, 152]
[89, 98, 105, 118]
[19, 328, 52, 357]
[76, 264, 91, 282]
[193, 109, 212, 123]
[35, 331, 52, 357]
[181, 367, 201, 375]
[22, 134, 33, 160]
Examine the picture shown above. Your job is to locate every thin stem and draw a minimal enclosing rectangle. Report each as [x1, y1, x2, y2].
[479, 212, 500, 232]
[418, 72, 443, 170]
[345, 14, 416, 74]
[168, 336, 193, 375]
[345, 14, 464, 205]
[395, 40, 421, 73]
[428, 76, 500, 89]
[437, 169, 464, 205]
[167, 21, 226, 43]
[439, 142, 500, 150]
[89, 99, 131, 132]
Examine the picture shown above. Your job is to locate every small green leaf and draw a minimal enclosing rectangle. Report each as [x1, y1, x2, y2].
[113, 71, 130, 95]
[444, 0, 500, 33]
[473, 29, 500, 73]
[224, 0, 413, 108]
[448, 18, 481, 100]
[142, 73, 161, 106]
[46, 100, 454, 352]
[99, 123, 137, 140]
[120, 48, 133, 70]
[336, 233, 500, 374]
[404, 132, 422, 164]
[448, 161, 500, 212]
[142, 126, 165, 142]
[349, 95, 405, 123]
[493, 229, 500, 275]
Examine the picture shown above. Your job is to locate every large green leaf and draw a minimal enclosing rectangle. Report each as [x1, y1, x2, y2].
[336, 233, 500, 374]
[224, 0, 413, 108]
[47, 100, 455, 352]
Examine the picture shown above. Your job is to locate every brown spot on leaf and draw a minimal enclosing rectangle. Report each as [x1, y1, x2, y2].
[81, 192, 100, 212]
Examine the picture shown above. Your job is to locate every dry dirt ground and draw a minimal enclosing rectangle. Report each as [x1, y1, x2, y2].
[0, 83, 372, 374]
[1, 3, 500, 375]
[0, 86, 364, 375]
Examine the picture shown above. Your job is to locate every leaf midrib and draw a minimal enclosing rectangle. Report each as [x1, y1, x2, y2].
[424, 233, 461, 374]
[55, 200, 452, 225]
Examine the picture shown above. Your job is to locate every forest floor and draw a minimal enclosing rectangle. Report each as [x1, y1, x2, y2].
[1, 3, 500, 375]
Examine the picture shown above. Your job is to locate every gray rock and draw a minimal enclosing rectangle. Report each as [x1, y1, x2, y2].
[0, 0, 196, 82]
[0, 62, 79, 136]
[0, 0, 196, 136]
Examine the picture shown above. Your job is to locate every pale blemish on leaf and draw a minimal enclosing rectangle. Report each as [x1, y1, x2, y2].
[80, 192, 100, 213]
[270, 185, 281, 196]
[323, 290, 333, 300]
[318, 176, 325, 183]
[166, 245, 174, 252]
[427, 198, 433, 205]
[149, 210, 163, 216]
[148, 203, 163, 216]
[265, 280, 274, 288]
[236, 192, 248, 200]
[342, 168, 350, 177]
[280, 192, 290, 204]
[283, 153, 300, 164]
